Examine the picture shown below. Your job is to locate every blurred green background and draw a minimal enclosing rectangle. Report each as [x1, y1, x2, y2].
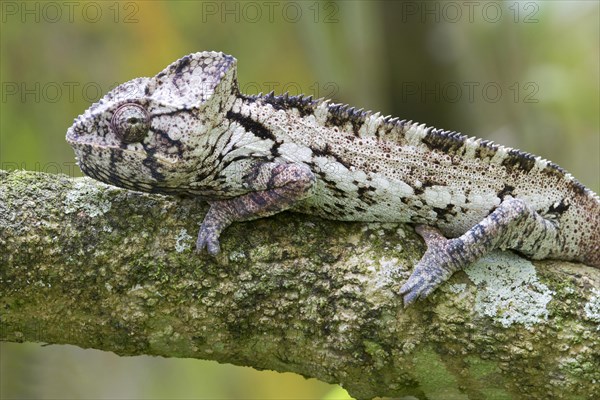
[1, 1, 598, 399]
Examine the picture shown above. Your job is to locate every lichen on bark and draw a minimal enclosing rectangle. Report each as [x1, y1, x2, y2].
[1, 170, 599, 399]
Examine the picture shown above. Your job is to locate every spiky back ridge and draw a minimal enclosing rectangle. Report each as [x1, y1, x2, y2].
[239, 90, 599, 266]
[244, 91, 598, 203]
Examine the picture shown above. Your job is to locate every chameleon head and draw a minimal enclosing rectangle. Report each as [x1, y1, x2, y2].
[66, 51, 238, 193]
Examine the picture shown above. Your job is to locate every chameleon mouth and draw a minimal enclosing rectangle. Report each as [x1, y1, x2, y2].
[66, 126, 179, 166]
[75, 151, 191, 195]
[70, 141, 180, 169]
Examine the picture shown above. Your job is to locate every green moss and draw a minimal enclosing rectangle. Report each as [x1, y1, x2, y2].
[362, 340, 387, 369]
[412, 346, 466, 399]
[478, 388, 514, 400]
[464, 356, 499, 378]
[147, 316, 195, 357]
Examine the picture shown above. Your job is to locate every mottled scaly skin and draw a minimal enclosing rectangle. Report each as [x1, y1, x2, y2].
[66, 52, 600, 306]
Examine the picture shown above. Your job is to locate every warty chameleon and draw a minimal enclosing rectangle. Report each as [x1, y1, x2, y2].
[66, 51, 600, 306]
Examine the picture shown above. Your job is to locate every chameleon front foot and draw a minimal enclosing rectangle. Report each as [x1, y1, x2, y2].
[195, 162, 316, 256]
[400, 225, 461, 307]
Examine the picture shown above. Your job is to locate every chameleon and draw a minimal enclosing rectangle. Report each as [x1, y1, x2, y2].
[66, 51, 600, 306]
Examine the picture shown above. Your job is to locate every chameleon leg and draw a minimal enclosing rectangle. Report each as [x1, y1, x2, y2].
[196, 163, 315, 255]
[399, 198, 558, 306]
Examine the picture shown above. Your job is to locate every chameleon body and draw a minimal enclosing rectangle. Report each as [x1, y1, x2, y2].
[66, 52, 600, 306]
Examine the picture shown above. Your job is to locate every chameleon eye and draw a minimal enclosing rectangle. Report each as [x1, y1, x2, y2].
[111, 103, 150, 143]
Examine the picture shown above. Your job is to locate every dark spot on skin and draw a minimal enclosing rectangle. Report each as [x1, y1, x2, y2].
[324, 104, 345, 128]
[242, 163, 265, 187]
[474, 140, 499, 160]
[311, 144, 330, 158]
[334, 202, 346, 210]
[152, 109, 191, 118]
[286, 95, 316, 117]
[253, 92, 316, 117]
[433, 204, 456, 221]
[226, 111, 276, 141]
[421, 128, 466, 155]
[539, 162, 588, 196]
[540, 162, 566, 179]
[357, 185, 377, 197]
[329, 185, 348, 196]
[331, 153, 353, 170]
[501, 149, 536, 173]
[316, 174, 348, 197]
[325, 104, 366, 135]
[230, 78, 240, 96]
[548, 198, 571, 215]
[421, 179, 444, 189]
[310, 144, 352, 170]
[570, 181, 588, 196]
[250, 192, 268, 207]
[173, 55, 191, 81]
[152, 127, 184, 154]
[360, 194, 377, 206]
[270, 140, 282, 157]
[354, 205, 366, 212]
[108, 172, 127, 188]
[239, 93, 258, 104]
[315, 170, 328, 180]
[141, 143, 165, 181]
[497, 184, 515, 200]
[377, 117, 405, 139]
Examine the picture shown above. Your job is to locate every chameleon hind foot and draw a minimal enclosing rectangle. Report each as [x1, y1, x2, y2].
[399, 225, 462, 307]
[399, 198, 560, 307]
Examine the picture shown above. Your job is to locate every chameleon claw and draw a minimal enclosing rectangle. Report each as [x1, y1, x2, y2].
[399, 263, 441, 307]
[399, 225, 459, 307]
[399, 280, 421, 307]
[195, 226, 222, 256]
[195, 237, 221, 256]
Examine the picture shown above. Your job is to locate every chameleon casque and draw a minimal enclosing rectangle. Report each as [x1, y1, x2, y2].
[66, 51, 600, 306]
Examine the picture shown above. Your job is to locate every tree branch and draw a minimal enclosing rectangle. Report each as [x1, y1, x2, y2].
[1, 169, 599, 399]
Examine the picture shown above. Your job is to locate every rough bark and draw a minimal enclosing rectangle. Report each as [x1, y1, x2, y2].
[1, 169, 599, 399]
